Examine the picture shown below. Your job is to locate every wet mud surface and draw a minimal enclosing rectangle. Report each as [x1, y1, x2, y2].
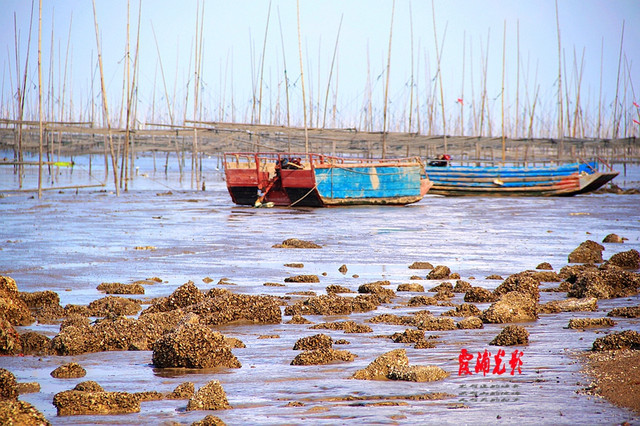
[1, 156, 640, 425]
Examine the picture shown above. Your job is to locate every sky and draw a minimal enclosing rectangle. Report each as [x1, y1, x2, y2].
[1, 0, 639, 139]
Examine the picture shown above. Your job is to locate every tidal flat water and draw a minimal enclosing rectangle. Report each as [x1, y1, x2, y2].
[1, 154, 639, 425]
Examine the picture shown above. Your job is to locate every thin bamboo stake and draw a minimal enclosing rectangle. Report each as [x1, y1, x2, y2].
[37, 0, 43, 198]
[408, 3, 415, 133]
[612, 20, 625, 138]
[257, 0, 272, 124]
[92, 0, 120, 195]
[296, 0, 309, 152]
[322, 14, 342, 129]
[381, 0, 395, 159]
[501, 20, 506, 163]
[277, 7, 291, 142]
[432, 0, 447, 151]
[555, 0, 563, 144]
[15, 2, 35, 188]
[597, 37, 603, 138]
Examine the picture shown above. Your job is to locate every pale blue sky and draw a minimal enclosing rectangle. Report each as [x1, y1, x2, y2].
[1, 0, 638, 138]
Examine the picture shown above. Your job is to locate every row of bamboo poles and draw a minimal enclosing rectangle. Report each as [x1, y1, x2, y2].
[2, 0, 638, 195]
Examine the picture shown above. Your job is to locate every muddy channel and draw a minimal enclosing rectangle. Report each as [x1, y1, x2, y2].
[1, 155, 639, 425]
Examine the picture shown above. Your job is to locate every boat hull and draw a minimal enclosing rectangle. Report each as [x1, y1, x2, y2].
[424, 162, 618, 196]
[224, 153, 431, 207]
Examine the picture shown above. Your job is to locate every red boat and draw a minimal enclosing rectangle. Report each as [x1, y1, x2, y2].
[223, 152, 432, 207]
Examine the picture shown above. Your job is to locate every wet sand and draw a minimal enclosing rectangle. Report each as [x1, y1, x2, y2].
[1, 155, 639, 425]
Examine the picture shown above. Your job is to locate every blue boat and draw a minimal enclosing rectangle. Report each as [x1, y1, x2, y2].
[424, 158, 618, 196]
[224, 152, 432, 207]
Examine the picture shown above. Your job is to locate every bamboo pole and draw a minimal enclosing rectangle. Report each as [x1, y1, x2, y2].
[277, 7, 291, 147]
[92, 0, 120, 195]
[432, 0, 447, 151]
[322, 14, 342, 129]
[257, 0, 272, 125]
[37, 0, 43, 198]
[381, 0, 395, 158]
[612, 20, 625, 138]
[501, 20, 506, 163]
[296, 0, 309, 152]
[408, 3, 415, 133]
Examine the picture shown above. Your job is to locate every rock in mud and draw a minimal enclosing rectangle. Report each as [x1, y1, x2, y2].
[602, 233, 626, 243]
[0, 319, 22, 355]
[442, 303, 482, 317]
[0, 369, 18, 401]
[408, 261, 433, 270]
[152, 322, 241, 369]
[482, 292, 538, 324]
[20, 331, 52, 356]
[391, 329, 425, 343]
[605, 249, 640, 270]
[290, 348, 356, 365]
[368, 313, 420, 326]
[272, 238, 321, 249]
[568, 318, 616, 329]
[386, 365, 449, 382]
[285, 275, 320, 283]
[414, 316, 456, 331]
[397, 283, 424, 292]
[0, 277, 34, 327]
[0, 400, 50, 425]
[284, 263, 304, 268]
[567, 268, 640, 299]
[568, 240, 604, 264]
[293, 334, 333, 350]
[407, 295, 439, 306]
[536, 262, 554, 270]
[143, 281, 204, 314]
[494, 272, 540, 302]
[607, 305, 640, 318]
[427, 265, 451, 280]
[528, 270, 562, 283]
[456, 316, 484, 329]
[286, 314, 313, 324]
[559, 264, 599, 282]
[592, 330, 640, 351]
[18, 290, 65, 323]
[166, 382, 195, 400]
[187, 293, 282, 325]
[284, 294, 384, 316]
[338, 264, 348, 273]
[429, 282, 453, 292]
[192, 414, 227, 426]
[50, 362, 86, 379]
[539, 297, 598, 314]
[74, 381, 104, 393]
[485, 274, 504, 280]
[16, 382, 40, 394]
[53, 390, 140, 416]
[326, 285, 354, 294]
[490, 325, 529, 346]
[88, 296, 141, 317]
[358, 282, 396, 299]
[310, 321, 372, 333]
[186, 381, 231, 411]
[96, 282, 145, 295]
[351, 349, 409, 380]
[453, 280, 472, 293]
[464, 287, 498, 303]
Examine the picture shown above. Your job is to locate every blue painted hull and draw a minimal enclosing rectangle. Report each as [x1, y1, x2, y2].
[424, 161, 618, 196]
[314, 164, 428, 205]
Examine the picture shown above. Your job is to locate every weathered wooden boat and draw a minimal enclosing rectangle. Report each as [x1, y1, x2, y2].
[424, 158, 618, 196]
[223, 152, 432, 207]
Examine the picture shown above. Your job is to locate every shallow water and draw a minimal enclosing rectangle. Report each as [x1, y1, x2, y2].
[1, 153, 639, 425]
